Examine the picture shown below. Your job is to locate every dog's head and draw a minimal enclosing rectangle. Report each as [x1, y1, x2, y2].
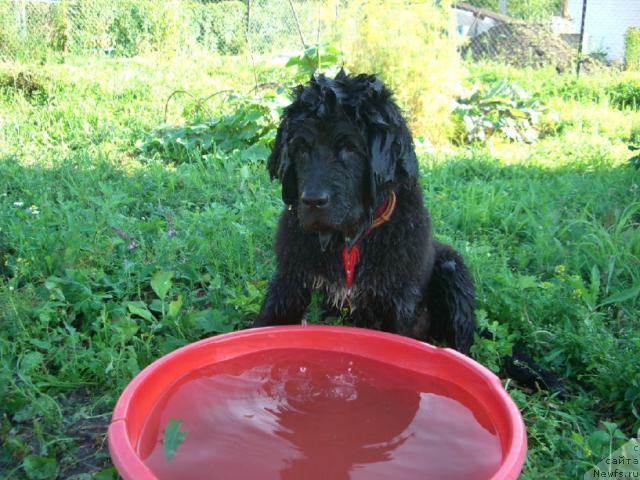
[268, 71, 418, 247]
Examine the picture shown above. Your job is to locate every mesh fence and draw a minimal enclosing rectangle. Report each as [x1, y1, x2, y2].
[460, 20, 580, 73]
[0, 0, 623, 74]
[456, 1, 639, 73]
[454, 2, 614, 74]
[246, 0, 337, 55]
[459, 0, 562, 23]
[0, 0, 336, 62]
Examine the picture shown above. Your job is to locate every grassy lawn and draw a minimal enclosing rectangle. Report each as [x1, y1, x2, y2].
[0, 53, 639, 479]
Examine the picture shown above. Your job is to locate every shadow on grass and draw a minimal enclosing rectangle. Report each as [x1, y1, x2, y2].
[0, 152, 638, 477]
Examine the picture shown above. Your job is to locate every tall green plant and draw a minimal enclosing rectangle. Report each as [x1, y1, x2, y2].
[335, 0, 464, 143]
[625, 27, 640, 71]
[286, 43, 342, 81]
[607, 78, 640, 110]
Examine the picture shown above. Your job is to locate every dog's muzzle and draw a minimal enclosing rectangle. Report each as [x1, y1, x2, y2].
[299, 189, 335, 231]
[301, 189, 330, 209]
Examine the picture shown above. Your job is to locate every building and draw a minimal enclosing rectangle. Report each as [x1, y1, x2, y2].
[567, 0, 640, 61]
[453, 2, 515, 37]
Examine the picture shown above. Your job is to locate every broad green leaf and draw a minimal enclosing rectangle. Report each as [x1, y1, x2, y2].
[93, 467, 118, 480]
[240, 143, 270, 162]
[571, 431, 585, 448]
[126, 302, 155, 322]
[507, 107, 528, 118]
[589, 430, 610, 451]
[20, 351, 44, 373]
[149, 299, 163, 312]
[195, 309, 233, 334]
[163, 419, 188, 462]
[151, 271, 173, 301]
[285, 55, 301, 67]
[243, 109, 264, 123]
[168, 295, 183, 318]
[238, 124, 260, 140]
[67, 472, 94, 480]
[126, 350, 140, 376]
[113, 318, 139, 342]
[599, 284, 640, 307]
[44, 276, 63, 290]
[29, 339, 50, 350]
[23, 455, 58, 480]
[159, 335, 189, 354]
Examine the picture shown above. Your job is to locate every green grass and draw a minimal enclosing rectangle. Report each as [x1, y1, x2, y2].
[1, 55, 639, 479]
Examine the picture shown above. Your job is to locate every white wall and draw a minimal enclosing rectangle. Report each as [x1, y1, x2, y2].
[568, 0, 640, 61]
[453, 9, 498, 37]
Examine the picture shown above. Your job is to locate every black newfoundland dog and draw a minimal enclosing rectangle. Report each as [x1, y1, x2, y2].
[253, 71, 475, 355]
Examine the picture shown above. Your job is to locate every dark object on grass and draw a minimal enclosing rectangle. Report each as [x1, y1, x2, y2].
[254, 71, 475, 354]
[504, 345, 567, 396]
[629, 145, 640, 169]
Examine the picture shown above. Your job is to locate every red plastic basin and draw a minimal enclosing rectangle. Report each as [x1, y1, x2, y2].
[108, 326, 527, 479]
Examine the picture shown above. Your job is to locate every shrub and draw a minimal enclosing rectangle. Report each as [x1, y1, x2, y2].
[624, 27, 640, 71]
[51, 0, 71, 53]
[108, 1, 151, 56]
[107, 0, 192, 56]
[463, 0, 561, 21]
[607, 78, 640, 110]
[335, 0, 464, 143]
[554, 77, 605, 103]
[2, 0, 195, 59]
[62, 0, 117, 53]
[0, 69, 47, 99]
[19, 0, 193, 57]
[0, 1, 20, 60]
[0, 1, 57, 61]
[453, 80, 556, 144]
[189, 1, 246, 55]
[138, 89, 286, 163]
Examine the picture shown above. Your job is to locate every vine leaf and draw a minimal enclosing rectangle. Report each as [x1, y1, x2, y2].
[163, 419, 188, 462]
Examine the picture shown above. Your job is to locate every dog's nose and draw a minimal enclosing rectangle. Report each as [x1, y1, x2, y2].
[301, 190, 329, 208]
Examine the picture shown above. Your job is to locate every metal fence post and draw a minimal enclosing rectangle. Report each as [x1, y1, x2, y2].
[498, 0, 507, 16]
[245, 0, 251, 42]
[576, 0, 588, 76]
[14, 0, 27, 36]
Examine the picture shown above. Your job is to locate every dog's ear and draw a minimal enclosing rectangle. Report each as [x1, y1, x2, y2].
[367, 95, 418, 205]
[267, 110, 298, 206]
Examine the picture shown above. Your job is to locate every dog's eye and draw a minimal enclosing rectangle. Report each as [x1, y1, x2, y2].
[296, 149, 310, 165]
[291, 140, 309, 154]
[340, 145, 358, 156]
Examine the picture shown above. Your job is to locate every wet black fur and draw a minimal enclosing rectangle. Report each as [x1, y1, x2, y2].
[254, 71, 475, 354]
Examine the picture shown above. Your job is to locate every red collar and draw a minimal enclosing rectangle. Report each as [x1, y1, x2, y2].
[342, 192, 397, 289]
